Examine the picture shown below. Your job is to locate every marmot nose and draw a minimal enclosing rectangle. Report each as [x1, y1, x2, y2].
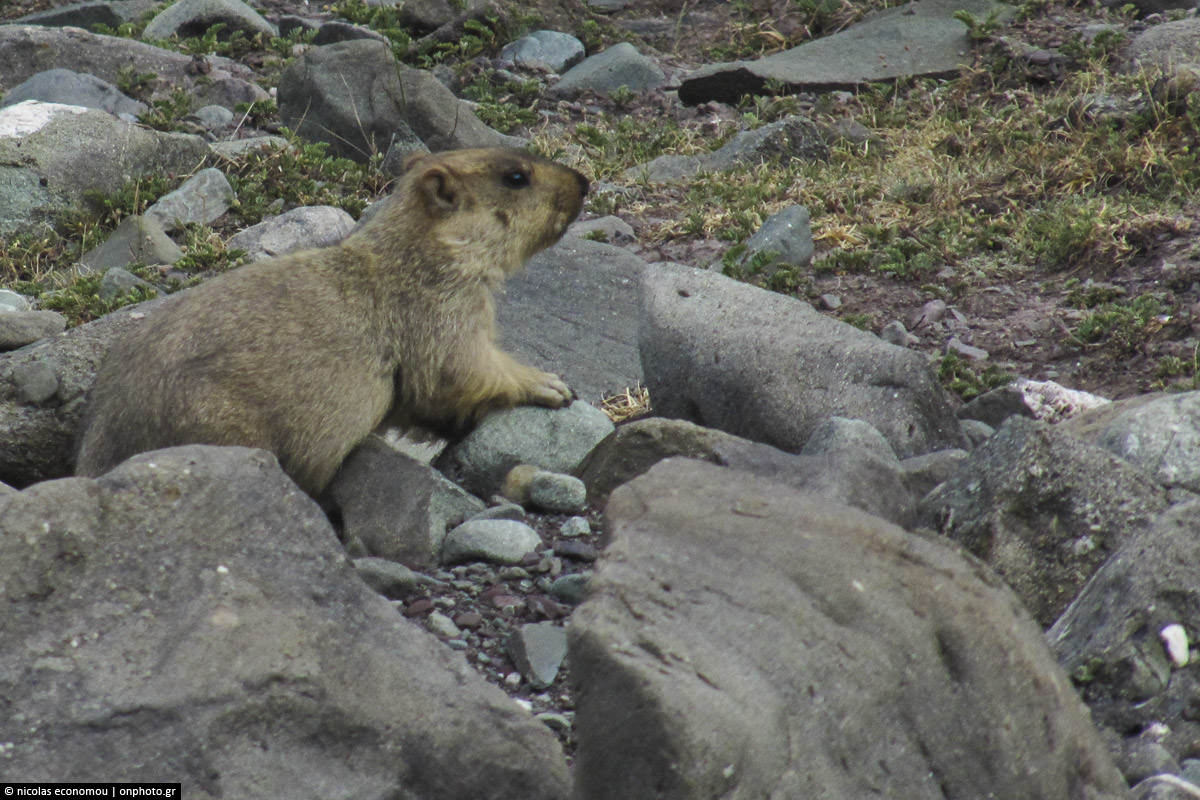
[575, 172, 589, 199]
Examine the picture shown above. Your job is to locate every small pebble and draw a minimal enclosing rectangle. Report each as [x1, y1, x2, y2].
[549, 573, 590, 604]
[536, 712, 573, 731]
[528, 471, 588, 514]
[454, 611, 484, 628]
[560, 516, 591, 537]
[426, 611, 462, 639]
[403, 598, 434, 617]
[555, 540, 598, 562]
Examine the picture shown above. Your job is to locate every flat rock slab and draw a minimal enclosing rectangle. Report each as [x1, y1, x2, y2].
[499, 235, 645, 404]
[679, 0, 1015, 104]
[569, 458, 1127, 799]
[0, 445, 570, 798]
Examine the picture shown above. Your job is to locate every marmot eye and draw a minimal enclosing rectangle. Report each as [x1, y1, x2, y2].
[502, 170, 530, 189]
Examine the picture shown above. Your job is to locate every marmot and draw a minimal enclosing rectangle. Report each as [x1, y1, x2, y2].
[75, 147, 589, 495]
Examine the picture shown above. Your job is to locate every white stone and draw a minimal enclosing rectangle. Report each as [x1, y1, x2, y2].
[0, 99, 89, 139]
[1161, 623, 1190, 667]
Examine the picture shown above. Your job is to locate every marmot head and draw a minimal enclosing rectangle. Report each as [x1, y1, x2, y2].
[401, 148, 589, 280]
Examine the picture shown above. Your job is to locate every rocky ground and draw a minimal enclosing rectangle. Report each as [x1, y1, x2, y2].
[4, 0, 1200, 796]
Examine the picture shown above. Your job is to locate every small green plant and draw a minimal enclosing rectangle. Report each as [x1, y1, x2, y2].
[37, 272, 159, 325]
[840, 313, 875, 330]
[460, 72, 541, 133]
[173, 225, 246, 273]
[1153, 344, 1200, 391]
[225, 134, 378, 224]
[137, 88, 194, 131]
[953, 8, 1003, 41]
[324, 0, 414, 58]
[1070, 294, 1170, 353]
[937, 352, 1015, 401]
[114, 65, 158, 101]
[86, 175, 176, 226]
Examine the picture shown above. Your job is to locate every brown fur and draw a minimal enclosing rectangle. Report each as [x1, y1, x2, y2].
[75, 148, 588, 494]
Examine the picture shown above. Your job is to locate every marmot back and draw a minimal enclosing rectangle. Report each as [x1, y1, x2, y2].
[75, 147, 589, 495]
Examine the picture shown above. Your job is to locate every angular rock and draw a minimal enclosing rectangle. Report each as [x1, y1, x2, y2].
[733, 204, 813, 278]
[578, 416, 917, 527]
[0, 445, 570, 798]
[142, 0, 278, 41]
[0, 101, 210, 239]
[1094, 391, 1200, 493]
[184, 104, 236, 131]
[144, 167, 236, 232]
[628, 116, 828, 183]
[0, 68, 147, 120]
[1049, 501, 1200, 758]
[98, 267, 155, 302]
[0, 311, 67, 351]
[80, 215, 183, 272]
[553, 42, 666, 94]
[435, 401, 614, 499]
[441, 518, 543, 565]
[227, 205, 356, 262]
[508, 622, 568, 689]
[678, 0, 1014, 103]
[501, 30, 586, 73]
[569, 458, 1127, 799]
[640, 262, 966, 459]
[918, 415, 1167, 625]
[278, 39, 511, 162]
[327, 434, 485, 569]
[0, 25, 267, 109]
[498, 235, 645, 404]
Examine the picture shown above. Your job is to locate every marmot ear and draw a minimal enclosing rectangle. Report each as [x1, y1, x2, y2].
[415, 165, 461, 215]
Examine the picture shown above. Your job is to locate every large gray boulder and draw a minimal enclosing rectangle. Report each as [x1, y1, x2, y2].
[7, 0, 152, 28]
[1049, 501, 1200, 763]
[918, 415, 1168, 626]
[0, 445, 571, 798]
[499, 235, 645, 405]
[0, 101, 210, 238]
[0, 68, 147, 119]
[1094, 390, 1200, 493]
[678, 0, 1014, 103]
[0, 25, 267, 109]
[639, 262, 965, 459]
[277, 38, 512, 161]
[569, 458, 1128, 799]
[142, 0, 278, 41]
